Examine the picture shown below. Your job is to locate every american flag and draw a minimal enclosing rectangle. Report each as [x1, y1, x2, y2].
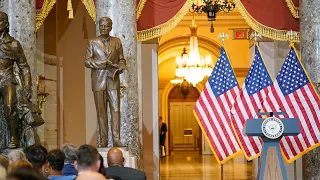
[264, 47, 320, 162]
[193, 47, 241, 164]
[231, 45, 273, 160]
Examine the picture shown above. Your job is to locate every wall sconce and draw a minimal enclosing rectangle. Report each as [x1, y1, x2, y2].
[36, 75, 50, 113]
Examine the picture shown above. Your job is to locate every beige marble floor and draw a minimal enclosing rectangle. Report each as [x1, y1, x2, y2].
[160, 151, 254, 180]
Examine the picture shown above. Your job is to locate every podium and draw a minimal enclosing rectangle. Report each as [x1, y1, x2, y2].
[244, 112, 300, 180]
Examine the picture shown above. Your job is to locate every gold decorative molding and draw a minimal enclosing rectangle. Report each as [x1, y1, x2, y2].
[285, 0, 299, 18]
[82, 0, 96, 22]
[158, 35, 221, 59]
[136, 0, 147, 20]
[234, 0, 300, 42]
[36, 0, 57, 31]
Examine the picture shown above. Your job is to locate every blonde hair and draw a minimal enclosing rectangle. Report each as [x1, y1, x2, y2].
[7, 160, 32, 174]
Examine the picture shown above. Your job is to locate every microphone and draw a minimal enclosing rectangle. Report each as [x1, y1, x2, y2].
[253, 108, 261, 119]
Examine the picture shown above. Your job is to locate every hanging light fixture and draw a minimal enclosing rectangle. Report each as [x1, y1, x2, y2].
[190, 0, 236, 32]
[171, 19, 213, 87]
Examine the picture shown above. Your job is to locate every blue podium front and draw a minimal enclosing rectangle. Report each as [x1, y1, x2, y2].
[244, 112, 300, 180]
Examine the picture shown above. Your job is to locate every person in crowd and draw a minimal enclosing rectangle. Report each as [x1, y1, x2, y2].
[0, 155, 8, 171]
[25, 144, 48, 174]
[7, 160, 33, 174]
[61, 143, 78, 176]
[8, 150, 26, 164]
[0, 165, 6, 180]
[7, 166, 47, 180]
[76, 171, 107, 180]
[106, 147, 146, 180]
[159, 116, 167, 157]
[47, 149, 77, 180]
[98, 154, 106, 176]
[74, 144, 100, 174]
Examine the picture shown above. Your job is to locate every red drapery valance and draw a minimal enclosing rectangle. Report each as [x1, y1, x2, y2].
[234, 0, 300, 41]
[83, 0, 301, 42]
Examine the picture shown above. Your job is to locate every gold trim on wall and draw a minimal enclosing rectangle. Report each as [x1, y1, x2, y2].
[82, 0, 96, 22]
[136, 0, 147, 20]
[234, 0, 300, 42]
[285, 0, 299, 18]
[36, 0, 57, 31]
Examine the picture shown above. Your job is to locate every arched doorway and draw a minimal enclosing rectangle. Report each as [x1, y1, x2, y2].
[167, 84, 200, 153]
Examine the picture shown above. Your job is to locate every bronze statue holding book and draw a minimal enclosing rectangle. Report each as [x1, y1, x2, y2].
[84, 16, 126, 147]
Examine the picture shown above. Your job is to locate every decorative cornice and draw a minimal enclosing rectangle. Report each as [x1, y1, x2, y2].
[159, 35, 221, 58]
[36, 0, 57, 31]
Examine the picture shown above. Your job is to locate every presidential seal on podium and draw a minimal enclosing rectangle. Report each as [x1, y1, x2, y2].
[261, 117, 284, 139]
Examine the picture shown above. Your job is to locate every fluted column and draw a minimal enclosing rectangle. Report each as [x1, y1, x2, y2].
[95, 0, 140, 165]
[301, 0, 320, 179]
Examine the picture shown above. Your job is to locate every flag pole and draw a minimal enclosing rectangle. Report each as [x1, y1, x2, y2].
[218, 32, 229, 47]
[250, 31, 262, 44]
[217, 32, 229, 180]
[286, 30, 298, 47]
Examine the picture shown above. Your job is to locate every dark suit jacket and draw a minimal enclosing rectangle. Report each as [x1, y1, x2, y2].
[106, 166, 146, 180]
[85, 36, 125, 91]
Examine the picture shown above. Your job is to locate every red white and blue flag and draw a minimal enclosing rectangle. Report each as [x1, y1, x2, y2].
[263, 46, 320, 162]
[231, 45, 273, 160]
[193, 47, 241, 164]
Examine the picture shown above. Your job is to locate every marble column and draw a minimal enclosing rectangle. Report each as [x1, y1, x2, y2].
[7, 0, 37, 98]
[301, 0, 320, 179]
[95, 0, 140, 166]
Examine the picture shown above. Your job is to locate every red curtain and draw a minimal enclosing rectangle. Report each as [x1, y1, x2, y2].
[240, 0, 299, 31]
[137, 0, 186, 31]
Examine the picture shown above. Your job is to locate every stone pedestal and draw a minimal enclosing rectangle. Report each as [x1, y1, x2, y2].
[98, 147, 137, 169]
[95, 0, 140, 167]
[301, 0, 320, 179]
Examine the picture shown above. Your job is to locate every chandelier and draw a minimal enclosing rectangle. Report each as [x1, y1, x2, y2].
[170, 19, 213, 87]
[190, 0, 236, 32]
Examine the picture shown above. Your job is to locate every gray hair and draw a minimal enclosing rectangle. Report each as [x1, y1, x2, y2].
[8, 150, 26, 164]
[62, 143, 78, 164]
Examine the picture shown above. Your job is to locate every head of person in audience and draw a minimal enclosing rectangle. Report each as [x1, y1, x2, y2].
[46, 149, 65, 177]
[61, 143, 78, 176]
[7, 166, 47, 180]
[75, 144, 100, 173]
[25, 144, 48, 174]
[7, 160, 33, 174]
[8, 150, 26, 164]
[62, 143, 77, 164]
[107, 148, 124, 167]
[0, 165, 6, 180]
[0, 155, 8, 170]
[76, 171, 107, 180]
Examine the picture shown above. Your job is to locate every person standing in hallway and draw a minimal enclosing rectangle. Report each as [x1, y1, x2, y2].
[159, 117, 167, 157]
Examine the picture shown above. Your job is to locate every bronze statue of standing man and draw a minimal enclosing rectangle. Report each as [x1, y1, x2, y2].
[85, 17, 126, 147]
[0, 12, 31, 149]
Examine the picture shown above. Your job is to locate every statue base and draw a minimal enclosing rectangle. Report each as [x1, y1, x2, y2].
[98, 147, 136, 169]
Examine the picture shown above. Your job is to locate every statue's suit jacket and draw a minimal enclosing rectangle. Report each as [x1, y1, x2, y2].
[85, 36, 125, 91]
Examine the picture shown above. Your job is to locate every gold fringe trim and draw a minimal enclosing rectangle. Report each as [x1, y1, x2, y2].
[285, 0, 299, 19]
[136, 0, 147, 20]
[82, 0, 96, 22]
[234, 0, 300, 42]
[36, 0, 57, 31]
[137, 0, 193, 41]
